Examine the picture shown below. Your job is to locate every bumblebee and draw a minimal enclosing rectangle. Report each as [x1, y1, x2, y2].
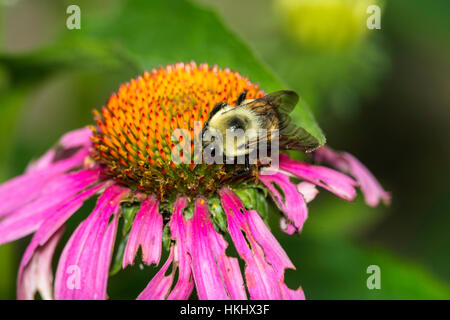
[202, 90, 321, 172]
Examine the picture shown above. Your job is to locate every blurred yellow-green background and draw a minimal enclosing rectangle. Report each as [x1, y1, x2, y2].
[0, 0, 449, 299]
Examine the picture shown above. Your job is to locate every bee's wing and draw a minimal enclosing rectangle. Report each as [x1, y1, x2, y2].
[244, 90, 321, 152]
[253, 91, 321, 152]
[278, 113, 321, 152]
[244, 90, 299, 114]
[245, 134, 269, 151]
[243, 122, 320, 153]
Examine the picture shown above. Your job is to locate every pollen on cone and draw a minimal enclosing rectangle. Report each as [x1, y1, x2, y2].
[90, 62, 264, 196]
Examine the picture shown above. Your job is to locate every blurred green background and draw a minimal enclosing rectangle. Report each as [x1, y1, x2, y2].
[0, 0, 449, 299]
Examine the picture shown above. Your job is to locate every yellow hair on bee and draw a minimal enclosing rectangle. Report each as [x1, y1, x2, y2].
[206, 103, 262, 157]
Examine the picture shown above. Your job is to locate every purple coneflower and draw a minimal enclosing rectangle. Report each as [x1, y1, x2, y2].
[0, 62, 389, 300]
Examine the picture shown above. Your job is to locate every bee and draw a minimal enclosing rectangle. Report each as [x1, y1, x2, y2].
[202, 90, 321, 173]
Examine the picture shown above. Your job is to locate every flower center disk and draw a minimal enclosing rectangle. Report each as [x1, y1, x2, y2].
[90, 62, 264, 199]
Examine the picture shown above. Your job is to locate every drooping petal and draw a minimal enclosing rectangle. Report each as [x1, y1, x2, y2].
[167, 196, 194, 300]
[219, 187, 302, 300]
[341, 152, 391, 206]
[95, 212, 120, 298]
[312, 146, 391, 207]
[17, 227, 65, 300]
[190, 197, 232, 300]
[138, 196, 195, 300]
[25, 126, 92, 173]
[0, 169, 102, 245]
[0, 148, 89, 218]
[297, 182, 319, 203]
[59, 126, 93, 149]
[1, 127, 92, 218]
[279, 217, 297, 235]
[279, 153, 358, 201]
[18, 183, 105, 265]
[17, 182, 105, 300]
[123, 195, 162, 268]
[281, 284, 306, 300]
[26, 149, 56, 173]
[259, 171, 308, 234]
[54, 184, 128, 300]
[243, 246, 282, 299]
[205, 209, 247, 300]
[219, 188, 281, 299]
[137, 249, 175, 300]
[187, 197, 247, 300]
[246, 209, 294, 277]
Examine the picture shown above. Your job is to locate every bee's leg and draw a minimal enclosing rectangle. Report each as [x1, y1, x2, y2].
[233, 154, 251, 177]
[244, 153, 250, 171]
[211, 102, 227, 115]
[236, 90, 248, 106]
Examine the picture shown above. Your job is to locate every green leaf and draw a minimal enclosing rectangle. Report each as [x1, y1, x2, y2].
[109, 233, 128, 277]
[183, 202, 194, 221]
[0, 33, 125, 91]
[121, 203, 140, 237]
[109, 202, 141, 276]
[162, 225, 172, 252]
[1, 0, 325, 148]
[208, 197, 228, 233]
[89, 0, 325, 144]
[208, 0, 391, 118]
[234, 187, 269, 222]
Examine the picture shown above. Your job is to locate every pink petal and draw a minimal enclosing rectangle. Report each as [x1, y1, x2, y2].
[0, 169, 102, 245]
[17, 227, 65, 300]
[281, 284, 306, 300]
[1, 126, 93, 218]
[312, 146, 391, 207]
[189, 197, 232, 300]
[123, 196, 162, 268]
[340, 152, 391, 207]
[205, 212, 247, 300]
[246, 209, 294, 277]
[167, 196, 194, 300]
[18, 183, 105, 261]
[219, 187, 300, 300]
[219, 189, 279, 299]
[259, 171, 308, 234]
[297, 182, 319, 203]
[138, 196, 196, 300]
[17, 182, 104, 300]
[279, 153, 358, 201]
[59, 126, 93, 149]
[26, 149, 56, 173]
[137, 249, 175, 300]
[279, 217, 297, 235]
[0, 148, 89, 218]
[54, 184, 128, 300]
[245, 254, 283, 299]
[25, 126, 92, 173]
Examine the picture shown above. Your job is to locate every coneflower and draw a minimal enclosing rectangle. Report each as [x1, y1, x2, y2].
[0, 62, 389, 300]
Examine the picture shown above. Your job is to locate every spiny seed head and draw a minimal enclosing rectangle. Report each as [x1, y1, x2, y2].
[90, 62, 265, 200]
